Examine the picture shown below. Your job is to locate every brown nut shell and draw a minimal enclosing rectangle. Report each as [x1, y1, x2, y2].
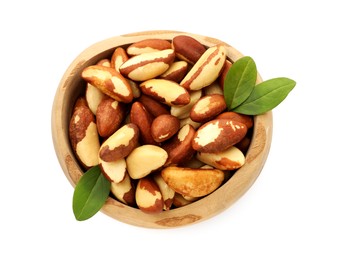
[135, 176, 164, 214]
[216, 111, 253, 129]
[159, 61, 188, 82]
[151, 114, 180, 142]
[153, 173, 175, 211]
[197, 146, 245, 170]
[111, 173, 136, 206]
[96, 97, 125, 138]
[140, 79, 190, 106]
[111, 47, 129, 72]
[84, 59, 109, 115]
[162, 124, 196, 166]
[138, 94, 170, 117]
[190, 94, 227, 122]
[69, 100, 100, 168]
[99, 158, 126, 183]
[180, 44, 227, 91]
[235, 135, 252, 154]
[218, 59, 233, 88]
[172, 35, 206, 64]
[130, 101, 156, 145]
[82, 65, 133, 103]
[85, 83, 106, 115]
[170, 90, 202, 119]
[127, 39, 172, 56]
[119, 49, 175, 81]
[192, 119, 247, 153]
[99, 123, 139, 162]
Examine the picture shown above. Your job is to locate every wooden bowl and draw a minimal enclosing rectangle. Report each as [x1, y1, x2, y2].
[51, 30, 273, 228]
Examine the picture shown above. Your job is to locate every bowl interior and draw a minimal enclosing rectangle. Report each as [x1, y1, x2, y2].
[51, 30, 273, 228]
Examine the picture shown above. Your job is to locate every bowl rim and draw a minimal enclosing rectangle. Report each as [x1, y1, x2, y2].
[51, 30, 273, 228]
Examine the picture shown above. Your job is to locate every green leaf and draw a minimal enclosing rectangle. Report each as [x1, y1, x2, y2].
[223, 56, 257, 110]
[72, 165, 111, 221]
[232, 77, 296, 115]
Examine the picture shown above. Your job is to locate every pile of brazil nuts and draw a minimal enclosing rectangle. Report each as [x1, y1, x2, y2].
[69, 35, 254, 213]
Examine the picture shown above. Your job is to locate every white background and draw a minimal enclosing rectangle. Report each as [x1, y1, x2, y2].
[1, 0, 337, 259]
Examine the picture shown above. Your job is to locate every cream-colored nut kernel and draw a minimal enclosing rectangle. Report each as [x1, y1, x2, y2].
[111, 173, 136, 206]
[161, 166, 225, 197]
[159, 60, 188, 82]
[172, 193, 193, 208]
[126, 145, 168, 179]
[111, 47, 129, 72]
[99, 123, 139, 162]
[130, 101, 156, 145]
[197, 146, 245, 170]
[82, 65, 133, 103]
[138, 94, 169, 117]
[136, 176, 164, 214]
[203, 81, 223, 96]
[179, 117, 201, 129]
[180, 156, 205, 169]
[200, 164, 214, 169]
[96, 59, 111, 67]
[197, 165, 234, 184]
[96, 97, 125, 138]
[192, 119, 247, 153]
[190, 94, 227, 122]
[126, 39, 171, 56]
[151, 114, 180, 142]
[119, 49, 175, 81]
[170, 90, 202, 119]
[172, 35, 207, 64]
[153, 173, 175, 211]
[74, 122, 100, 167]
[128, 79, 141, 98]
[182, 195, 199, 202]
[85, 83, 106, 115]
[99, 157, 126, 183]
[140, 79, 190, 106]
[162, 124, 196, 166]
[180, 44, 227, 90]
[85, 59, 110, 115]
[69, 101, 100, 168]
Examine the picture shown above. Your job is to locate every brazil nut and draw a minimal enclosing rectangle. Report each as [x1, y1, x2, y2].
[119, 49, 175, 81]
